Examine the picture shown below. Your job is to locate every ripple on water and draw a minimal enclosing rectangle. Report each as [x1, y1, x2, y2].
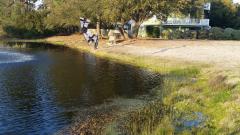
[0, 51, 34, 64]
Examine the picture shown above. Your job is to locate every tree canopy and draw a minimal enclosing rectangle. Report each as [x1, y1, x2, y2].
[210, 0, 240, 29]
[0, 0, 50, 38]
[0, 0, 216, 38]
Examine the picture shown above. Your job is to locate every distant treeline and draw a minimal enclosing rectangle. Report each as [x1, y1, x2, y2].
[0, 0, 239, 39]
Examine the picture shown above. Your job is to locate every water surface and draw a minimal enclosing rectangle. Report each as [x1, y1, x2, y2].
[0, 42, 162, 134]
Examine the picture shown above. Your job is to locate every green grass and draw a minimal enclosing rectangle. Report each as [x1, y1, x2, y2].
[107, 71, 239, 135]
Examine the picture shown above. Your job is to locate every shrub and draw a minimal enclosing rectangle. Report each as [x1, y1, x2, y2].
[223, 28, 234, 40]
[198, 30, 209, 39]
[161, 29, 171, 39]
[171, 29, 185, 39]
[182, 30, 197, 39]
[152, 27, 160, 38]
[160, 27, 240, 40]
[190, 31, 197, 39]
[161, 29, 197, 40]
[232, 30, 240, 40]
[209, 27, 224, 40]
[146, 26, 160, 38]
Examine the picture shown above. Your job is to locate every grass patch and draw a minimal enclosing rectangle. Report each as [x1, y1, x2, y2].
[170, 67, 200, 78]
[112, 72, 239, 135]
[213, 91, 231, 103]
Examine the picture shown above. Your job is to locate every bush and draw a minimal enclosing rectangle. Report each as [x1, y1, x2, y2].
[161, 28, 197, 39]
[232, 30, 240, 40]
[171, 29, 184, 39]
[198, 30, 209, 39]
[182, 30, 197, 39]
[209, 27, 225, 40]
[206, 27, 240, 40]
[161, 29, 171, 39]
[160, 27, 240, 40]
[223, 28, 234, 40]
[146, 26, 160, 38]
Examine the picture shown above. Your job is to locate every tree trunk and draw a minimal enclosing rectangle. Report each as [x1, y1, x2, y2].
[134, 22, 141, 38]
[96, 21, 101, 38]
[119, 18, 129, 40]
[119, 27, 129, 40]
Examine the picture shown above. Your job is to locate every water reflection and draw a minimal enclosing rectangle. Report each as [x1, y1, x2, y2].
[0, 42, 162, 134]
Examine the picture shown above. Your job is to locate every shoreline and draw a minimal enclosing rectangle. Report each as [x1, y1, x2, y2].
[2, 35, 205, 74]
[3, 34, 240, 75]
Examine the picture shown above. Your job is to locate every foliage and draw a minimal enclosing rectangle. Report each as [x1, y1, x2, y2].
[146, 26, 160, 38]
[209, 27, 225, 40]
[161, 29, 171, 39]
[0, 1, 54, 38]
[179, 0, 206, 18]
[1, 0, 240, 39]
[183, 30, 197, 39]
[223, 28, 234, 39]
[232, 29, 240, 40]
[161, 28, 198, 40]
[197, 29, 209, 39]
[207, 27, 240, 40]
[101, 0, 200, 23]
[210, 0, 240, 29]
[0, 0, 206, 38]
[160, 27, 240, 40]
[119, 69, 238, 135]
[171, 29, 184, 39]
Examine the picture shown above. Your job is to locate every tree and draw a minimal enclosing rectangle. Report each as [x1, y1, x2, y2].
[210, 0, 240, 29]
[0, 0, 50, 38]
[0, 0, 209, 38]
[180, 0, 206, 18]
[100, 0, 205, 38]
[44, 0, 86, 34]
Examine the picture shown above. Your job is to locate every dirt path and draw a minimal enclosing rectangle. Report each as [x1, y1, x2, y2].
[104, 40, 240, 69]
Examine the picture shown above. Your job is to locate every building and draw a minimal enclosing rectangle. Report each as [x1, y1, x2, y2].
[162, 3, 211, 29]
[138, 3, 211, 39]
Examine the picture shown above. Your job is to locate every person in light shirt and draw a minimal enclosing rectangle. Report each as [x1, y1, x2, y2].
[80, 18, 99, 49]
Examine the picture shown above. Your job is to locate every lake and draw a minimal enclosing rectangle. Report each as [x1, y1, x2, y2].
[0, 42, 162, 135]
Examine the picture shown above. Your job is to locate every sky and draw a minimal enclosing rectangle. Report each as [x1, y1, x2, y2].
[35, 0, 43, 8]
[233, 0, 240, 3]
